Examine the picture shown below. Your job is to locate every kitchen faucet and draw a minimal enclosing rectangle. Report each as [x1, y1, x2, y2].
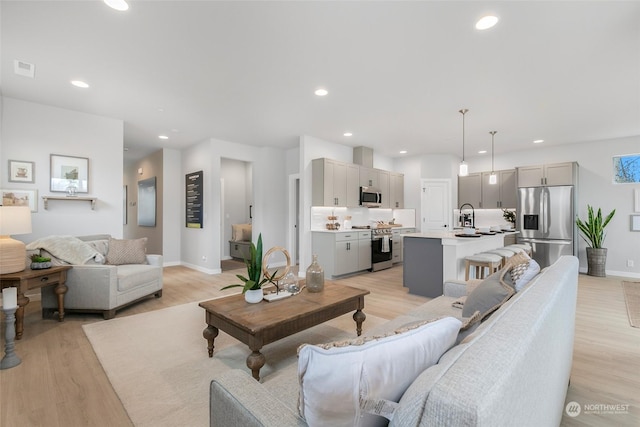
[459, 203, 475, 228]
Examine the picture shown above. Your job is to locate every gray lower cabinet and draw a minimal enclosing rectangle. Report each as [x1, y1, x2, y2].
[391, 228, 415, 264]
[312, 231, 371, 278]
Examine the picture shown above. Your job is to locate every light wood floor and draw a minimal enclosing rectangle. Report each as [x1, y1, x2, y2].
[0, 265, 638, 426]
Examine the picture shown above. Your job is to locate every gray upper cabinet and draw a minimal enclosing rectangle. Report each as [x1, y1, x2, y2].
[389, 172, 404, 208]
[458, 173, 482, 208]
[517, 162, 577, 187]
[481, 169, 517, 208]
[312, 158, 359, 207]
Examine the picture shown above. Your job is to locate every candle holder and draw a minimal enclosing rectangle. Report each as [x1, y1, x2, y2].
[1, 308, 21, 369]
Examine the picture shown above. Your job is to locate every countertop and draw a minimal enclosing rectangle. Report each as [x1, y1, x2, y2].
[312, 226, 416, 233]
[404, 230, 518, 241]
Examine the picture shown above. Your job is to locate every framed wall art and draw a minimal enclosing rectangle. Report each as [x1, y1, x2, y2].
[1, 188, 38, 212]
[613, 153, 640, 184]
[8, 160, 35, 183]
[50, 154, 89, 193]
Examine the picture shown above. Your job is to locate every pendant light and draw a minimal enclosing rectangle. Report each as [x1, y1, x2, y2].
[459, 109, 469, 176]
[489, 131, 497, 185]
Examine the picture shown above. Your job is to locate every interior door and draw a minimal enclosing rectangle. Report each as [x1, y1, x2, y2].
[421, 179, 451, 231]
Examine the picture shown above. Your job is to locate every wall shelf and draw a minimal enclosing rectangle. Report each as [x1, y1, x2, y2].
[42, 196, 97, 210]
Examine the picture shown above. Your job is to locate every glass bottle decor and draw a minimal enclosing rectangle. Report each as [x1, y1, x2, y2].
[306, 254, 324, 293]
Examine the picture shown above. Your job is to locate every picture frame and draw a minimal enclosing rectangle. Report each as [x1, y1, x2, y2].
[613, 153, 640, 184]
[50, 154, 89, 193]
[1, 188, 38, 212]
[8, 160, 35, 183]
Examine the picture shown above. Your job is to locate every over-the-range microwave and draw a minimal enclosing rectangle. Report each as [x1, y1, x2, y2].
[360, 186, 382, 207]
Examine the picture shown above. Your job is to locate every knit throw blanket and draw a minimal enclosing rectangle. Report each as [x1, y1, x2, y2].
[26, 235, 104, 265]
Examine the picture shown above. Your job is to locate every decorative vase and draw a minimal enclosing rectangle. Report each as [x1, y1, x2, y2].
[244, 288, 263, 303]
[306, 254, 324, 293]
[586, 247, 607, 277]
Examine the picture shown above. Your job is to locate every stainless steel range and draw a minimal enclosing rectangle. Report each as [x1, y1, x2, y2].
[371, 227, 393, 271]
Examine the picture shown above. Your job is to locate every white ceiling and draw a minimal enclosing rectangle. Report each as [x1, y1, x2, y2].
[2, 1, 639, 160]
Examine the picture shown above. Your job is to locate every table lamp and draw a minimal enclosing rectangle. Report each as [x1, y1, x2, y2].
[0, 206, 32, 274]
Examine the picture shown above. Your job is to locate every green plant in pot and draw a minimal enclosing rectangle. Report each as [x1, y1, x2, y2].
[575, 205, 615, 277]
[221, 234, 276, 303]
[30, 254, 52, 270]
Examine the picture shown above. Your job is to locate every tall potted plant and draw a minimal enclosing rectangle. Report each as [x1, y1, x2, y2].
[221, 233, 272, 303]
[575, 205, 615, 277]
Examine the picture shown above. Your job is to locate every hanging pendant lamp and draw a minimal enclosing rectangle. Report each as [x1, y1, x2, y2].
[459, 109, 469, 176]
[489, 131, 497, 185]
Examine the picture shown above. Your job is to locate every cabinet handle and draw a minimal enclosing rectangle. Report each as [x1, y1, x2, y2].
[41, 277, 49, 282]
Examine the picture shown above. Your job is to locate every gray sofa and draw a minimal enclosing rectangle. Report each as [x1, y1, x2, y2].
[37, 234, 163, 319]
[209, 255, 579, 426]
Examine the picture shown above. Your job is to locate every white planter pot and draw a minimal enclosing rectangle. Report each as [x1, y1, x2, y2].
[244, 289, 264, 304]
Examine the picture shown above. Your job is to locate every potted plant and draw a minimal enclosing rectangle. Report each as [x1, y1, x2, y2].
[221, 234, 276, 303]
[30, 254, 52, 270]
[502, 209, 516, 228]
[575, 205, 615, 277]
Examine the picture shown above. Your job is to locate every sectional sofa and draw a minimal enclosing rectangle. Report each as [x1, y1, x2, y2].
[209, 255, 579, 426]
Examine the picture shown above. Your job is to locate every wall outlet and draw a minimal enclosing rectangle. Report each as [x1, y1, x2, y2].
[627, 260, 634, 267]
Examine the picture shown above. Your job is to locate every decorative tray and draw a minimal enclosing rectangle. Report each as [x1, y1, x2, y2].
[478, 231, 497, 235]
[454, 233, 482, 238]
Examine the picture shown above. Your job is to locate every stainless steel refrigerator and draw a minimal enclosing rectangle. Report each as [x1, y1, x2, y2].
[517, 186, 575, 268]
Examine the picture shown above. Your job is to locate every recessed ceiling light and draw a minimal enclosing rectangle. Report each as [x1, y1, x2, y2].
[71, 80, 89, 88]
[533, 139, 544, 144]
[314, 88, 328, 96]
[476, 15, 499, 30]
[399, 150, 407, 154]
[343, 132, 353, 137]
[104, 0, 129, 11]
[478, 150, 487, 154]
[158, 135, 169, 140]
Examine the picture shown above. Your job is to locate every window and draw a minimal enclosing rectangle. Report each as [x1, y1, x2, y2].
[613, 154, 640, 183]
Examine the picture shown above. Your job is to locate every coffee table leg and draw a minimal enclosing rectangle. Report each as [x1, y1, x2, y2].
[202, 325, 219, 357]
[353, 309, 366, 336]
[247, 349, 266, 381]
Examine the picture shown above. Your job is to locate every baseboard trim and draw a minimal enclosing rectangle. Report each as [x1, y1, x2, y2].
[180, 262, 221, 275]
[579, 267, 640, 279]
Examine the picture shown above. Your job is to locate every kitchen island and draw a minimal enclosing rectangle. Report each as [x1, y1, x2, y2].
[403, 231, 517, 298]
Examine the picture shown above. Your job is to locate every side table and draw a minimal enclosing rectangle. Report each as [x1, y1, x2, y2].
[0, 265, 72, 340]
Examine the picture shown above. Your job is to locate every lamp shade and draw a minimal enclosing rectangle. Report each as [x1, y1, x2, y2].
[0, 206, 32, 274]
[0, 206, 32, 236]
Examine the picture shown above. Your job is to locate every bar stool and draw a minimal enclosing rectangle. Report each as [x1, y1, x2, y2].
[505, 244, 532, 257]
[484, 248, 515, 268]
[464, 253, 502, 281]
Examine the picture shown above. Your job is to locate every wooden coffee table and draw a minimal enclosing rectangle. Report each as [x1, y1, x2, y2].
[199, 281, 369, 381]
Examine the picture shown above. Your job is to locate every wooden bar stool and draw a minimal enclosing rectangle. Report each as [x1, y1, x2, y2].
[464, 253, 502, 281]
[505, 244, 532, 257]
[484, 249, 514, 268]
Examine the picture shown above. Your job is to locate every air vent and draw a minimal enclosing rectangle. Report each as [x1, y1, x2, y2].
[14, 60, 35, 78]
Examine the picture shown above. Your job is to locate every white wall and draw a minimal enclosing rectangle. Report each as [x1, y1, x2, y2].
[181, 138, 288, 274]
[163, 148, 182, 265]
[1, 97, 124, 241]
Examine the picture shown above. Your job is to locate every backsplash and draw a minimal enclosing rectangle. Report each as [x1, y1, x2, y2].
[311, 207, 416, 230]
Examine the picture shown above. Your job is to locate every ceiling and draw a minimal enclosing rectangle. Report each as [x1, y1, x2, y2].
[2, 1, 639, 161]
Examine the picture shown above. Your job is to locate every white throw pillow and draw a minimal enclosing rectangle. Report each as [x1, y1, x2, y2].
[297, 316, 462, 427]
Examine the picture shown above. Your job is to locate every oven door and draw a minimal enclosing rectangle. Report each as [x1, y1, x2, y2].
[371, 236, 393, 264]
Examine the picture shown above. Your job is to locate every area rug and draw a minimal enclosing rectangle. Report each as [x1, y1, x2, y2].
[83, 300, 386, 427]
[622, 281, 640, 328]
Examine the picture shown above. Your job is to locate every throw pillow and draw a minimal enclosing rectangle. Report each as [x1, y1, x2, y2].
[297, 316, 462, 427]
[504, 252, 541, 292]
[462, 271, 515, 320]
[106, 237, 148, 265]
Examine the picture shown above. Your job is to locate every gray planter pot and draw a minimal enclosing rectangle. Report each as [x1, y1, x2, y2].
[586, 247, 607, 277]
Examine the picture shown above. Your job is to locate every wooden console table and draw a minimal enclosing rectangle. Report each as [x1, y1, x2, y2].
[0, 265, 72, 339]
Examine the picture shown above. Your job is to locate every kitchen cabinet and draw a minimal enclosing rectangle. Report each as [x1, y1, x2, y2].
[392, 227, 415, 264]
[312, 231, 371, 278]
[359, 167, 391, 208]
[517, 162, 577, 187]
[312, 158, 359, 207]
[389, 172, 404, 208]
[481, 169, 517, 208]
[458, 173, 482, 208]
